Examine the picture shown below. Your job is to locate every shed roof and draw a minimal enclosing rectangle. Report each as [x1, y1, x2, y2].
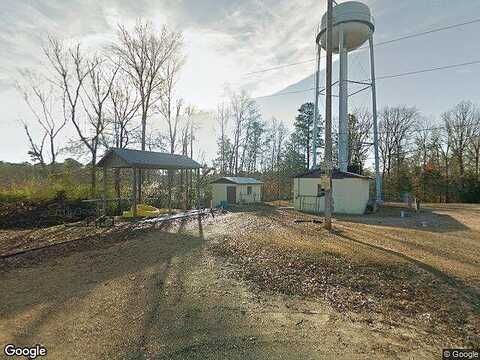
[293, 168, 372, 180]
[97, 148, 202, 170]
[211, 177, 264, 185]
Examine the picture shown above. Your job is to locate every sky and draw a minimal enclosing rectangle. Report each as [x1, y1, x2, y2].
[1, 0, 480, 164]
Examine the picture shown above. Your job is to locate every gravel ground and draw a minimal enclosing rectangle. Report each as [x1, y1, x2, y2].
[0, 204, 479, 359]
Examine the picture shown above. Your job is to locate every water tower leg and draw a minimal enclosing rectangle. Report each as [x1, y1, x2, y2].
[338, 24, 349, 172]
[369, 34, 382, 205]
[312, 42, 321, 169]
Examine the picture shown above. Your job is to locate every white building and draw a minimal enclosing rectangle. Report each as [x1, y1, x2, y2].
[293, 169, 371, 215]
[211, 177, 263, 207]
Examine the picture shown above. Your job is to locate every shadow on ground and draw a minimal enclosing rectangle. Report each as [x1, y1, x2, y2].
[0, 222, 205, 358]
[334, 230, 480, 310]
[335, 204, 470, 233]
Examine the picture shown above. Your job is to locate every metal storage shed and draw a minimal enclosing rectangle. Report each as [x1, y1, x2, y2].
[293, 169, 371, 215]
[97, 148, 202, 217]
[210, 177, 263, 206]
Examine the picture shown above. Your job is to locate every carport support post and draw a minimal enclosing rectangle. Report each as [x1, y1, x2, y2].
[102, 165, 107, 216]
[196, 168, 200, 216]
[132, 167, 137, 217]
[197, 169, 202, 226]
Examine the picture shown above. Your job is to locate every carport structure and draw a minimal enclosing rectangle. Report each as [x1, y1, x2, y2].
[97, 148, 202, 217]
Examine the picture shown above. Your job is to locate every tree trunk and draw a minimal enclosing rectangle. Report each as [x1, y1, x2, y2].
[445, 158, 449, 203]
[138, 110, 147, 203]
[180, 169, 184, 209]
[91, 152, 97, 197]
[458, 153, 465, 190]
[50, 131, 56, 166]
[476, 153, 479, 181]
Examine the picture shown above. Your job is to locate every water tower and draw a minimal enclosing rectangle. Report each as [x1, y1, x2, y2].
[312, 0, 381, 202]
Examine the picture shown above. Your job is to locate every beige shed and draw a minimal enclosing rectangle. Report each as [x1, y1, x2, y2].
[293, 169, 371, 215]
[211, 177, 263, 207]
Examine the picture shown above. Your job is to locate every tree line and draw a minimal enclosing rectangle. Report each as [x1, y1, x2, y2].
[14, 19, 480, 205]
[213, 91, 480, 203]
[17, 20, 196, 203]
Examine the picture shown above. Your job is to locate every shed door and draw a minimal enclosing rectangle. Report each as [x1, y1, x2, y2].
[226, 186, 236, 203]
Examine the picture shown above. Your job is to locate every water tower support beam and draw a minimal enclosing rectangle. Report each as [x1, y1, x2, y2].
[369, 34, 382, 204]
[312, 41, 321, 169]
[338, 24, 349, 172]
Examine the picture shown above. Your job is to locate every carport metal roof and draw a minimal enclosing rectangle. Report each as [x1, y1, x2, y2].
[96, 148, 202, 218]
[97, 148, 201, 170]
[210, 177, 264, 185]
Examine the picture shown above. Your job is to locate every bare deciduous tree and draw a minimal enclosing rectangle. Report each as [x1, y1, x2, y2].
[21, 121, 47, 167]
[112, 21, 183, 151]
[443, 101, 477, 187]
[17, 71, 67, 166]
[379, 106, 418, 177]
[43, 37, 97, 191]
[109, 76, 141, 149]
[112, 21, 182, 201]
[43, 37, 90, 139]
[106, 75, 141, 208]
[158, 48, 185, 154]
[469, 127, 480, 180]
[215, 102, 230, 175]
[229, 91, 255, 174]
[348, 107, 372, 172]
[78, 58, 119, 195]
[178, 105, 197, 208]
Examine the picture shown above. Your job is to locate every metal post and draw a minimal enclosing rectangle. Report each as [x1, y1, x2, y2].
[132, 168, 137, 217]
[369, 34, 382, 204]
[102, 165, 107, 216]
[324, 0, 334, 230]
[312, 39, 321, 169]
[138, 170, 142, 204]
[196, 168, 201, 221]
[338, 24, 349, 172]
[168, 169, 173, 214]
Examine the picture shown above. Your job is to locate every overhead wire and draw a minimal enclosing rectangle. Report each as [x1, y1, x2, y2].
[240, 14, 480, 165]
[254, 59, 480, 99]
[243, 17, 480, 76]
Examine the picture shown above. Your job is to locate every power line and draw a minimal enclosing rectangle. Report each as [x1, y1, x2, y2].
[375, 60, 480, 81]
[254, 59, 480, 100]
[243, 17, 480, 76]
[255, 87, 315, 99]
[334, 121, 480, 137]
[246, 59, 316, 76]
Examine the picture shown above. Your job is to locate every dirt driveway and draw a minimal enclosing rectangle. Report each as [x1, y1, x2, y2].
[0, 204, 478, 359]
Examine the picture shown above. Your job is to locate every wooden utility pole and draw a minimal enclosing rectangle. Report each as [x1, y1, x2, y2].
[324, 0, 334, 230]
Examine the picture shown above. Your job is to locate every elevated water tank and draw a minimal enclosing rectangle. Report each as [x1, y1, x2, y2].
[317, 1, 374, 53]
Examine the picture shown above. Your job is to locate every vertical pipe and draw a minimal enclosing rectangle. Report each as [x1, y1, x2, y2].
[312, 39, 321, 169]
[324, 0, 334, 230]
[338, 24, 349, 172]
[168, 169, 173, 214]
[138, 170, 142, 204]
[102, 165, 107, 216]
[132, 168, 137, 217]
[196, 168, 201, 221]
[369, 34, 382, 204]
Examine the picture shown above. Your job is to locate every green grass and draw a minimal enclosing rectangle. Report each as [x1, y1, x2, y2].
[0, 179, 91, 202]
